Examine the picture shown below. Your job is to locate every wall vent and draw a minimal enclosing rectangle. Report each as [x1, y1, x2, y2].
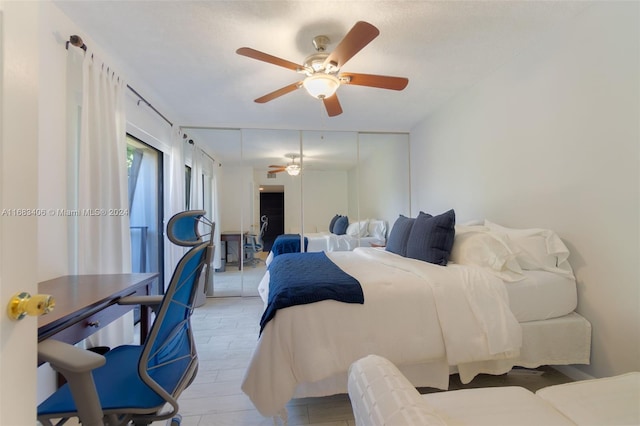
[267, 172, 277, 179]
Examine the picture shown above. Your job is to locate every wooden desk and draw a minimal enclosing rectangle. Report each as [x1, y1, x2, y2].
[38, 273, 158, 345]
[221, 231, 243, 270]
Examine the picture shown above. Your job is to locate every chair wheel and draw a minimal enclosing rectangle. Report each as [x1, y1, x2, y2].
[169, 414, 182, 425]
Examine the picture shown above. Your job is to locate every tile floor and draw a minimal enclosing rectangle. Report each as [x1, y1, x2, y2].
[172, 295, 575, 426]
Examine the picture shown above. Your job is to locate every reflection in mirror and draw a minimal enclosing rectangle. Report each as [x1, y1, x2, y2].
[188, 128, 245, 297]
[242, 130, 302, 295]
[358, 132, 411, 228]
[300, 131, 359, 251]
[242, 129, 301, 244]
[186, 127, 410, 298]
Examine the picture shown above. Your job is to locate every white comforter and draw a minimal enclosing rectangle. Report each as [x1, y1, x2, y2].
[242, 247, 522, 417]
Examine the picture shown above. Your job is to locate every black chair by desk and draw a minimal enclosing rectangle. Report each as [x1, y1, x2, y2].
[37, 210, 214, 426]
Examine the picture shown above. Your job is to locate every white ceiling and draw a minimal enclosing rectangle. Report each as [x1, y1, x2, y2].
[53, 1, 589, 135]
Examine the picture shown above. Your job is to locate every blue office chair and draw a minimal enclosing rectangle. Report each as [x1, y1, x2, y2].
[37, 210, 214, 426]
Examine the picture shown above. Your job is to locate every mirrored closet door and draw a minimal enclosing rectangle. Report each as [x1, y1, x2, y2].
[357, 132, 411, 229]
[300, 131, 359, 245]
[186, 128, 246, 297]
[185, 127, 410, 298]
[241, 129, 301, 296]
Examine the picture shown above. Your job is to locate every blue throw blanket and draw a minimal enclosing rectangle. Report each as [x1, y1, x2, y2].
[271, 234, 309, 257]
[260, 252, 364, 333]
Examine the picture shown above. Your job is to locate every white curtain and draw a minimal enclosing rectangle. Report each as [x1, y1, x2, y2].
[77, 51, 131, 274]
[211, 174, 222, 270]
[165, 125, 186, 290]
[188, 142, 204, 210]
[199, 150, 221, 270]
[76, 50, 132, 347]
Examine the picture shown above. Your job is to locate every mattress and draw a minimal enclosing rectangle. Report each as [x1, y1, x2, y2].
[259, 258, 578, 324]
[505, 270, 577, 322]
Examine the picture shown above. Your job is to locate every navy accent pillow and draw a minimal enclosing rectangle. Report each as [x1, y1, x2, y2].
[385, 215, 416, 256]
[333, 215, 349, 235]
[406, 209, 456, 265]
[329, 214, 341, 233]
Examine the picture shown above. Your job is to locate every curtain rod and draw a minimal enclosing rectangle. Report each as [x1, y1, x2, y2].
[66, 35, 173, 127]
[183, 134, 216, 164]
[126, 85, 173, 127]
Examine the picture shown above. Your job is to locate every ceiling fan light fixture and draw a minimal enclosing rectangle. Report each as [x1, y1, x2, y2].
[303, 74, 340, 99]
[285, 164, 301, 176]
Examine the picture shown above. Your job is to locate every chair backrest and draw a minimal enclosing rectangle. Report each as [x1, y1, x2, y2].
[167, 209, 207, 246]
[260, 215, 268, 235]
[257, 216, 268, 246]
[137, 210, 213, 417]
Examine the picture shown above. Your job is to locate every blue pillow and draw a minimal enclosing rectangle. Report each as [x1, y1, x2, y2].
[329, 214, 341, 233]
[333, 216, 349, 235]
[385, 215, 416, 256]
[406, 209, 456, 265]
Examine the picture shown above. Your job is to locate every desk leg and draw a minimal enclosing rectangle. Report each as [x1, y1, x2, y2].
[140, 305, 150, 344]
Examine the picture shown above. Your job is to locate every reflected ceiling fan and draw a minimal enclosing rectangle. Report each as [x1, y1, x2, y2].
[268, 154, 301, 176]
[236, 21, 409, 117]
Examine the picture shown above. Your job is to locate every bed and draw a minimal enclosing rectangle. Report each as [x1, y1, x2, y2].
[266, 218, 387, 263]
[242, 212, 592, 419]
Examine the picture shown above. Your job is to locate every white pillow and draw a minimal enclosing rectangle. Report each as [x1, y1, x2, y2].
[450, 225, 524, 282]
[347, 220, 369, 237]
[367, 219, 387, 240]
[484, 220, 574, 278]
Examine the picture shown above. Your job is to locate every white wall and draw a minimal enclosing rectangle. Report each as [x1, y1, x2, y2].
[36, 1, 78, 282]
[218, 165, 253, 251]
[302, 170, 349, 232]
[410, 2, 639, 378]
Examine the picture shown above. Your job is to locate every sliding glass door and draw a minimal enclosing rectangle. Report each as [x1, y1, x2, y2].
[126, 135, 164, 292]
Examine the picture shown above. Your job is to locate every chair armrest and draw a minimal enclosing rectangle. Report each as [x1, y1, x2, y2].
[38, 340, 106, 426]
[118, 295, 163, 307]
[38, 339, 105, 373]
[348, 355, 448, 426]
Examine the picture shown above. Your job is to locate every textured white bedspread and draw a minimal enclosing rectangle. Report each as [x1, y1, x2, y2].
[243, 247, 521, 417]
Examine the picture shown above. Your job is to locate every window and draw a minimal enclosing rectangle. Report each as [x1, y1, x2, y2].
[127, 135, 164, 291]
[185, 165, 192, 210]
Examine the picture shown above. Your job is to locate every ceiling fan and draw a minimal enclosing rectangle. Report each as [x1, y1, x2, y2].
[236, 21, 409, 117]
[268, 154, 301, 176]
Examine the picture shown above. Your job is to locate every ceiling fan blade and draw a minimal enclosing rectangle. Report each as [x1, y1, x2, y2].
[236, 47, 302, 72]
[323, 94, 343, 117]
[254, 82, 302, 103]
[268, 165, 285, 168]
[324, 21, 380, 69]
[340, 73, 409, 90]
[269, 169, 286, 173]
